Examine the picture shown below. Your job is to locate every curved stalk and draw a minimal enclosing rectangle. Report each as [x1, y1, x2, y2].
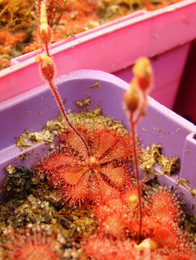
[48, 80, 91, 157]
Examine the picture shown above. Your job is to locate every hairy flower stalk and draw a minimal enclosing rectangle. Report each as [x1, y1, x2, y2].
[36, 0, 90, 157]
[124, 57, 153, 242]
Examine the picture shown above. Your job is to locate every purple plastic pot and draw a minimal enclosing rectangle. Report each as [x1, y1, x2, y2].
[0, 0, 196, 109]
[0, 70, 196, 213]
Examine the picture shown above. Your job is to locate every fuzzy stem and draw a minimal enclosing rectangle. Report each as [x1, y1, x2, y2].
[130, 112, 142, 243]
[134, 94, 147, 125]
[45, 43, 50, 58]
[48, 80, 91, 157]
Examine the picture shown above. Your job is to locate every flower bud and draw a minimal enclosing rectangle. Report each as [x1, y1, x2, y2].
[133, 57, 153, 93]
[38, 23, 52, 45]
[38, 1, 52, 45]
[124, 83, 140, 113]
[36, 54, 55, 81]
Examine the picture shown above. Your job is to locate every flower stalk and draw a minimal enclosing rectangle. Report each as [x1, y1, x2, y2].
[36, 0, 90, 157]
[124, 57, 153, 242]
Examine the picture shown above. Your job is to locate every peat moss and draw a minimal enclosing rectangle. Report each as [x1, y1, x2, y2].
[140, 143, 180, 178]
[16, 107, 127, 149]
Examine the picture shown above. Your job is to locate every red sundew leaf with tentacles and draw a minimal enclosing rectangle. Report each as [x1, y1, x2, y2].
[84, 234, 196, 260]
[94, 196, 128, 240]
[149, 187, 183, 222]
[1, 225, 63, 260]
[36, 125, 137, 205]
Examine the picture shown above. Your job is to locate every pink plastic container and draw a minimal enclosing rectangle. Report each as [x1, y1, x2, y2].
[0, 0, 196, 108]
